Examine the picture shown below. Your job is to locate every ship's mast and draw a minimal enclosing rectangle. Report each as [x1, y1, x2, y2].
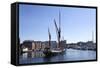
[54, 19, 58, 48]
[54, 11, 61, 48]
[58, 11, 61, 48]
[48, 28, 51, 48]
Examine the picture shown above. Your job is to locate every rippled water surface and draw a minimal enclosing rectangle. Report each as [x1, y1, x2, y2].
[19, 49, 96, 64]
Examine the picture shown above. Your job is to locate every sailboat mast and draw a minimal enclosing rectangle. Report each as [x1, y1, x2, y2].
[54, 11, 61, 48]
[48, 28, 51, 48]
[58, 11, 61, 48]
[54, 19, 59, 48]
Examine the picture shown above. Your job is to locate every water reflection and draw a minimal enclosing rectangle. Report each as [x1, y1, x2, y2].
[19, 49, 96, 64]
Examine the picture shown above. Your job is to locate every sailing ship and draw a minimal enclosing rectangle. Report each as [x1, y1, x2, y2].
[43, 11, 66, 56]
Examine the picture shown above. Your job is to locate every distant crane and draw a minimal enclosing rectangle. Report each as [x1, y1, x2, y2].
[92, 31, 94, 43]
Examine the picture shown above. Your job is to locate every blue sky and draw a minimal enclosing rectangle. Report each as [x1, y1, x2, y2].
[19, 4, 96, 43]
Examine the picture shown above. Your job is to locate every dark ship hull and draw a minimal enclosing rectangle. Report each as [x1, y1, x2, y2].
[43, 48, 66, 57]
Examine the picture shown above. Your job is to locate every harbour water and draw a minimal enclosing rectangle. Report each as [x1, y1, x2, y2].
[19, 49, 96, 64]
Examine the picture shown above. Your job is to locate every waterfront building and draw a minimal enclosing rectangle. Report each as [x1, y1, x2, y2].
[21, 40, 67, 51]
[22, 40, 33, 50]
